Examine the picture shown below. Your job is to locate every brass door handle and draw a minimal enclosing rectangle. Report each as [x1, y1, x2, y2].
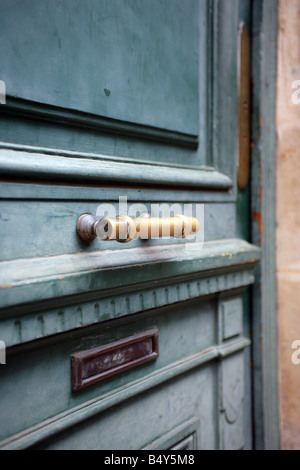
[76, 213, 200, 243]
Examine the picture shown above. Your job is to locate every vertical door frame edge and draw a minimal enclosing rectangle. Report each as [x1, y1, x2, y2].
[251, 0, 280, 450]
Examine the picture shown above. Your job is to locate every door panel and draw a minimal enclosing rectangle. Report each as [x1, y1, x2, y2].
[0, 0, 199, 135]
[0, 0, 257, 450]
[0, 0, 203, 166]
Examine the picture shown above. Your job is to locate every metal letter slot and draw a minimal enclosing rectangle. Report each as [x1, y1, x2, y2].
[76, 212, 200, 243]
[71, 327, 159, 391]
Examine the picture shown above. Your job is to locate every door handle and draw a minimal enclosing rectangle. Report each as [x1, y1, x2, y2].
[76, 213, 200, 243]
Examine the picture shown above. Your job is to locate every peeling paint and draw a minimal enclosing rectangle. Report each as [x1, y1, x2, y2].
[252, 210, 263, 244]
[259, 115, 263, 130]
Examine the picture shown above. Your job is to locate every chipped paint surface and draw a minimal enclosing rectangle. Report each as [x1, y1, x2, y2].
[252, 211, 263, 245]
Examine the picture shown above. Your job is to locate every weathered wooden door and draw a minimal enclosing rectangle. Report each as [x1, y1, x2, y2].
[0, 0, 261, 450]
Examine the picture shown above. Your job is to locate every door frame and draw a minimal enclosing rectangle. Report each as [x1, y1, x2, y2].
[250, 0, 280, 450]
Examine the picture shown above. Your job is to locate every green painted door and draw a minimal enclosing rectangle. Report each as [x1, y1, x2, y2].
[0, 0, 261, 450]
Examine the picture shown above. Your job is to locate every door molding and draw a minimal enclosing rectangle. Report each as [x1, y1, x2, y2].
[0, 238, 260, 347]
[0, 144, 233, 190]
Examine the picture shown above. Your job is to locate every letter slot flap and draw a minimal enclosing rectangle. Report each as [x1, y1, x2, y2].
[71, 327, 159, 391]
